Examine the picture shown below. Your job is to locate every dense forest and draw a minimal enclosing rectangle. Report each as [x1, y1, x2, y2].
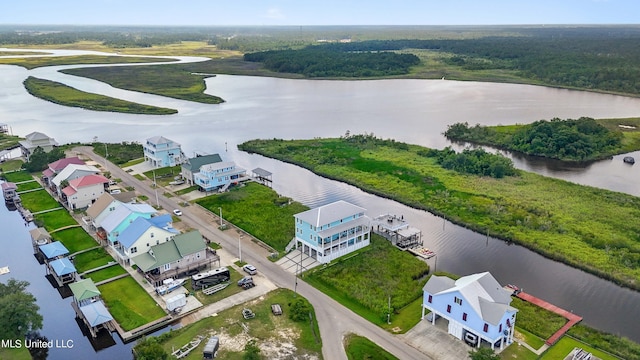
[444, 117, 625, 161]
[243, 47, 420, 77]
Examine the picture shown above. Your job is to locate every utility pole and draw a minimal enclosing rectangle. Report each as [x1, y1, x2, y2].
[218, 207, 223, 227]
[387, 295, 391, 324]
[239, 234, 243, 263]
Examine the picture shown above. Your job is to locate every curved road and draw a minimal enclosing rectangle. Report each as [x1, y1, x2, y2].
[75, 147, 430, 360]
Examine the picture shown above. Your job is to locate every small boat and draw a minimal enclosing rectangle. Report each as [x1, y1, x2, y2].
[155, 278, 185, 295]
[623, 156, 635, 164]
[506, 284, 522, 295]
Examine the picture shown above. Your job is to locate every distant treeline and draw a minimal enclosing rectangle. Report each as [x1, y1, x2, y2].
[0, 30, 209, 48]
[444, 117, 624, 161]
[244, 46, 420, 77]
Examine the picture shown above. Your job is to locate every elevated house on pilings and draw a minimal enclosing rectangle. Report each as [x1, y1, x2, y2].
[372, 214, 423, 249]
[69, 279, 116, 338]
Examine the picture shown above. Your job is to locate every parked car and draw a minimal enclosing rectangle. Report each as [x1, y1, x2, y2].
[109, 189, 121, 194]
[237, 276, 255, 289]
[242, 264, 257, 275]
[173, 209, 183, 216]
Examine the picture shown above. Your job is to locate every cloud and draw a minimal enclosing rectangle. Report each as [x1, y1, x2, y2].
[264, 7, 285, 20]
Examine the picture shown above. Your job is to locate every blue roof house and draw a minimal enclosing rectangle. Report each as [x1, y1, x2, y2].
[421, 272, 518, 351]
[143, 136, 186, 168]
[115, 214, 179, 264]
[193, 161, 247, 192]
[100, 203, 157, 244]
[293, 200, 371, 264]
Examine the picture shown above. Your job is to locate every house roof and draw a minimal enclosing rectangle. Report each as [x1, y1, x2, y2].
[69, 279, 101, 302]
[295, 200, 366, 227]
[182, 154, 222, 172]
[49, 257, 77, 276]
[86, 193, 117, 218]
[117, 214, 177, 249]
[26, 131, 53, 141]
[1, 182, 17, 191]
[39, 241, 69, 259]
[200, 161, 236, 173]
[132, 230, 206, 272]
[79, 301, 113, 327]
[42, 168, 54, 178]
[423, 272, 516, 326]
[19, 132, 59, 150]
[68, 174, 109, 189]
[147, 136, 177, 146]
[51, 164, 100, 186]
[62, 186, 77, 196]
[111, 191, 136, 203]
[100, 203, 156, 233]
[252, 167, 272, 177]
[47, 156, 84, 173]
[29, 227, 51, 241]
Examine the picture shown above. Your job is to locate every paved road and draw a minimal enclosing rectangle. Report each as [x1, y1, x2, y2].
[75, 147, 431, 360]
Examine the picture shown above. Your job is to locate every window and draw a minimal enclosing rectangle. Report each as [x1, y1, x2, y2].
[150, 233, 154, 238]
[446, 305, 451, 313]
[499, 324, 502, 332]
[506, 319, 511, 327]
[428, 295, 432, 303]
[462, 313, 467, 321]
[130, 247, 137, 254]
[483, 323, 489, 332]
[163, 263, 171, 271]
[454, 296, 462, 305]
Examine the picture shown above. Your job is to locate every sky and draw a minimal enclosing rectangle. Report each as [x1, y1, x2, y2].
[1, 0, 638, 26]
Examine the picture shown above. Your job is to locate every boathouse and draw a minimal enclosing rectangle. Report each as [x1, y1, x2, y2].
[1, 181, 17, 202]
[69, 279, 115, 338]
[421, 272, 517, 351]
[251, 168, 273, 187]
[29, 227, 51, 253]
[47, 257, 77, 286]
[372, 214, 423, 249]
[39, 241, 69, 261]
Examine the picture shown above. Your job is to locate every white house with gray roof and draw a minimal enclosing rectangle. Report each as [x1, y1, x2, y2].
[143, 136, 186, 168]
[421, 272, 517, 351]
[19, 131, 58, 161]
[293, 200, 371, 264]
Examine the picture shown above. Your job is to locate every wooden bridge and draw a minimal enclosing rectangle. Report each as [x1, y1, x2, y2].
[516, 291, 583, 346]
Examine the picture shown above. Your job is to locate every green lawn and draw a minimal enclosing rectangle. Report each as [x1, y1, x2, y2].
[19, 189, 61, 213]
[2, 170, 33, 182]
[305, 235, 429, 332]
[175, 185, 199, 195]
[190, 267, 244, 306]
[155, 288, 322, 359]
[143, 165, 182, 186]
[196, 182, 308, 253]
[0, 159, 24, 172]
[499, 342, 538, 360]
[15, 180, 42, 191]
[120, 157, 146, 168]
[344, 333, 399, 360]
[510, 297, 567, 340]
[0, 346, 31, 360]
[84, 264, 127, 283]
[72, 247, 114, 273]
[541, 337, 620, 360]
[52, 227, 98, 254]
[34, 209, 77, 231]
[24, 77, 177, 115]
[98, 276, 166, 331]
[515, 327, 546, 350]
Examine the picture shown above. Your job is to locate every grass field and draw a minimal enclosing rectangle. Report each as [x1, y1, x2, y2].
[19, 189, 62, 213]
[2, 170, 34, 182]
[34, 209, 77, 231]
[305, 235, 429, 332]
[540, 337, 620, 360]
[52, 226, 98, 254]
[23, 77, 178, 115]
[0, 159, 24, 172]
[84, 264, 127, 283]
[0, 54, 173, 70]
[15, 180, 42, 191]
[344, 333, 399, 360]
[196, 182, 308, 253]
[98, 276, 166, 331]
[72, 247, 114, 273]
[155, 288, 322, 360]
[240, 137, 640, 290]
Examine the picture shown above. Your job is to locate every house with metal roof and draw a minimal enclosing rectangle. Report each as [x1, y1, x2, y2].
[143, 136, 186, 168]
[99, 203, 157, 244]
[69, 279, 101, 305]
[193, 161, 248, 192]
[61, 174, 110, 210]
[114, 214, 179, 264]
[50, 164, 100, 197]
[42, 156, 84, 186]
[131, 230, 217, 286]
[181, 153, 222, 186]
[19, 131, 58, 161]
[293, 200, 371, 264]
[421, 272, 518, 351]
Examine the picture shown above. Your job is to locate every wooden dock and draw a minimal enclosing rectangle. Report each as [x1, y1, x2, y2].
[516, 291, 583, 346]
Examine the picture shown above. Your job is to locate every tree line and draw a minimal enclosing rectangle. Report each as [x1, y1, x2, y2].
[243, 46, 420, 77]
[444, 118, 624, 161]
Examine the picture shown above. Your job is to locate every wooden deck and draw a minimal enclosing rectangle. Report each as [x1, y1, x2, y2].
[516, 291, 583, 346]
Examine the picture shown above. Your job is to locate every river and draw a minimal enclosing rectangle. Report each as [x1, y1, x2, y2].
[1, 51, 639, 354]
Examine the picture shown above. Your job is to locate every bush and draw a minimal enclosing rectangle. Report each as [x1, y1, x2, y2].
[288, 297, 312, 322]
